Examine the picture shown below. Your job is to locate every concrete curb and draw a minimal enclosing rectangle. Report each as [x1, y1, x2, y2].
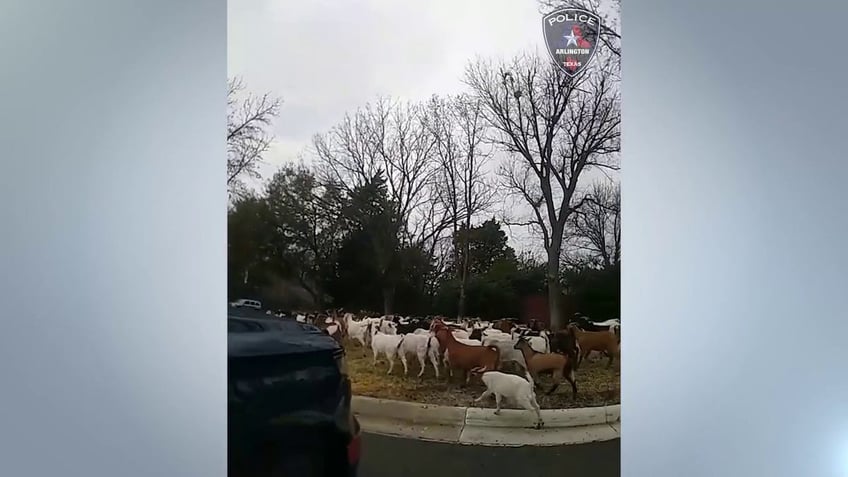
[353, 396, 620, 447]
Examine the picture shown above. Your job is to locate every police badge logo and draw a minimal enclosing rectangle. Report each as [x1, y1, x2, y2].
[542, 8, 602, 77]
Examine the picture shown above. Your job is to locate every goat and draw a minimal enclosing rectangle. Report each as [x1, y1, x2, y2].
[491, 319, 515, 334]
[382, 321, 398, 335]
[395, 316, 435, 335]
[549, 325, 582, 361]
[370, 327, 405, 375]
[314, 313, 345, 344]
[481, 334, 528, 372]
[569, 315, 620, 333]
[305, 313, 319, 326]
[363, 317, 397, 335]
[335, 311, 354, 335]
[443, 337, 482, 376]
[328, 325, 344, 345]
[527, 319, 546, 332]
[514, 336, 577, 398]
[396, 320, 422, 335]
[481, 328, 510, 340]
[397, 332, 441, 378]
[346, 315, 370, 347]
[470, 368, 544, 429]
[512, 329, 551, 354]
[432, 322, 499, 385]
[568, 324, 619, 369]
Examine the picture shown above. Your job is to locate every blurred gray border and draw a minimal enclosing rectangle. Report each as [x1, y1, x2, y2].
[1, 0, 847, 476]
[624, 1, 848, 476]
[0, 0, 226, 476]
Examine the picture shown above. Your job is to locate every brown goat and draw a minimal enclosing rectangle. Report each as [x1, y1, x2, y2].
[549, 327, 580, 358]
[514, 337, 578, 398]
[432, 323, 500, 385]
[568, 324, 619, 369]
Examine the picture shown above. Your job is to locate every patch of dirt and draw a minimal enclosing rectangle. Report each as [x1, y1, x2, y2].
[344, 339, 620, 410]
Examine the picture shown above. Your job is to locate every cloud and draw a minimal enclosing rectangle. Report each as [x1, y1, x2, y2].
[229, 0, 620, 253]
[229, 0, 546, 149]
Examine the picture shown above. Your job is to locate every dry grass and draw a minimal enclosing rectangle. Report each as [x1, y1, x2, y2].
[344, 339, 620, 410]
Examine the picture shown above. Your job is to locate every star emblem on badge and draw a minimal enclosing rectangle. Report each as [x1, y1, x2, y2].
[563, 30, 579, 47]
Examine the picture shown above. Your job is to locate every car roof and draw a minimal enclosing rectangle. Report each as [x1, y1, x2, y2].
[228, 307, 340, 358]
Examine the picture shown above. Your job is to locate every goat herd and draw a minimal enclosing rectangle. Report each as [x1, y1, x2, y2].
[277, 310, 621, 425]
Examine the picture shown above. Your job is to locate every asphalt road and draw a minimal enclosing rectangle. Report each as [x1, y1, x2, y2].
[359, 433, 620, 477]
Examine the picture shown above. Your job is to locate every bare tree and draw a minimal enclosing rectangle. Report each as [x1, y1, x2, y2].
[538, 0, 621, 59]
[312, 97, 444, 313]
[227, 77, 282, 199]
[464, 52, 620, 330]
[425, 94, 496, 319]
[562, 180, 620, 269]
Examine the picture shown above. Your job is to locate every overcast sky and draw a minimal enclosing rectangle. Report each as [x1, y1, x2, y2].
[228, 0, 618, 255]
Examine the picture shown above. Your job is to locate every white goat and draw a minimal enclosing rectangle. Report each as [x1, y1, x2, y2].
[361, 317, 383, 328]
[482, 328, 509, 339]
[379, 320, 398, 335]
[363, 317, 397, 335]
[473, 369, 544, 429]
[397, 333, 441, 378]
[529, 331, 551, 354]
[346, 315, 370, 346]
[370, 328, 405, 375]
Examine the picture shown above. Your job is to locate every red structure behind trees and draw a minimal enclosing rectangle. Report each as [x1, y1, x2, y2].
[520, 293, 578, 330]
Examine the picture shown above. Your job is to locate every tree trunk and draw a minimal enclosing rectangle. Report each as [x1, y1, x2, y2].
[457, 280, 467, 320]
[382, 284, 395, 316]
[547, 274, 564, 331]
[547, 234, 565, 331]
[306, 286, 323, 310]
[457, 229, 471, 320]
[297, 274, 322, 310]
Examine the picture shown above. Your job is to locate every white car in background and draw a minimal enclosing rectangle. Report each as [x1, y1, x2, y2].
[230, 298, 262, 310]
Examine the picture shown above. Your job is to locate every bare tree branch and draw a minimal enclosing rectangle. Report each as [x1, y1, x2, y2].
[562, 179, 620, 269]
[227, 77, 282, 199]
[312, 96, 442, 250]
[424, 93, 497, 317]
[463, 50, 620, 329]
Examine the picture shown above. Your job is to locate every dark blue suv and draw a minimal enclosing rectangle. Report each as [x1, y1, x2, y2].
[228, 307, 361, 476]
